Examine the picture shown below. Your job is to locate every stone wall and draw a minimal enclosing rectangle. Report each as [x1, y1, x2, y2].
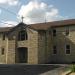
[50, 26, 75, 63]
[7, 40, 15, 64]
[0, 33, 8, 63]
[7, 26, 39, 64]
[38, 30, 46, 64]
[1, 24, 75, 64]
[27, 29, 39, 64]
[38, 30, 52, 64]
[45, 30, 52, 63]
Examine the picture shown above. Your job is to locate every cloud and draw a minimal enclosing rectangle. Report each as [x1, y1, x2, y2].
[0, 21, 18, 27]
[18, 1, 65, 24]
[0, 0, 19, 6]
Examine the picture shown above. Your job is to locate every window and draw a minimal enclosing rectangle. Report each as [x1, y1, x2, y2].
[53, 46, 57, 54]
[3, 34, 5, 40]
[66, 45, 70, 54]
[1, 48, 4, 55]
[39, 30, 45, 40]
[53, 29, 56, 36]
[18, 30, 28, 41]
[66, 27, 69, 36]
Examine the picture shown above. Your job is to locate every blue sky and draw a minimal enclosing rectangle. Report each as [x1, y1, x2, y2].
[0, 0, 75, 27]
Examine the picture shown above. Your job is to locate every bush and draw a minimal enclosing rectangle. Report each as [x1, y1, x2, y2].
[71, 64, 75, 72]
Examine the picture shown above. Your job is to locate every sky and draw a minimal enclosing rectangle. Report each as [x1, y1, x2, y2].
[0, 0, 75, 27]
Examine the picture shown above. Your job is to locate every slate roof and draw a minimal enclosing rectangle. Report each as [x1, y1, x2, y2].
[0, 19, 75, 32]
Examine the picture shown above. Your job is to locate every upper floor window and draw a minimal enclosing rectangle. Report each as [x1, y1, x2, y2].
[66, 45, 70, 54]
[53, 29, 56, 36]
[3, 34, 5, 40]
[65, 27, 69, 36]
[39, 30, 45, 40]
[18, 30, 28, 41]
[53, 45, 57, 54]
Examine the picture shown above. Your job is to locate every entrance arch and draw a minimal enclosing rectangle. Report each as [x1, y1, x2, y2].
[17, 47, 28, 63]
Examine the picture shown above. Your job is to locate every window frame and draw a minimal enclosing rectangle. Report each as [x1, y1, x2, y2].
[65, 44, 71, 55]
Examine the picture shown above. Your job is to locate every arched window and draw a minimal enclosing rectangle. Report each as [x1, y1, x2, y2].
[18, 30, 28, 41]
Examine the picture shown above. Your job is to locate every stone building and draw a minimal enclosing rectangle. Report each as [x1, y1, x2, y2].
[0, 19, 75, 64]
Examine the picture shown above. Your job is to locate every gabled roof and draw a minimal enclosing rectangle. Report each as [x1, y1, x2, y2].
[0, 19, 75, 32]
[0, 22, 27, 33]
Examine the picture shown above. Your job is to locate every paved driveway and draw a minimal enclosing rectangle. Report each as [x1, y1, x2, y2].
[40, 65, 69, 75]
[0, 64, 70, 75]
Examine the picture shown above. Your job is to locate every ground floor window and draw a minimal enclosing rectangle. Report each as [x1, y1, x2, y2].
[66, 45, 70, 54]
[1, 48, 4, 55]
[53, 45, 57, 54]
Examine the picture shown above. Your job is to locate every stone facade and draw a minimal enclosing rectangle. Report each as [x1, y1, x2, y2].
[0, 20, 75, 64]
[50, 26, 75, 63]
[0, 23, 39, 64]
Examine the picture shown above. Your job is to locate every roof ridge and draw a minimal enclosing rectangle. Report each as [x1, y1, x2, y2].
[0, 19, 75, 32]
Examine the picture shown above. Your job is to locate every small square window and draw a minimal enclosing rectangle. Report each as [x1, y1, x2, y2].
[1, 48, 4, 55]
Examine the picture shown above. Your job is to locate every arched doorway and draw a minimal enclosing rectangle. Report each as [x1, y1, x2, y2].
[17, 47, 28, 63]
